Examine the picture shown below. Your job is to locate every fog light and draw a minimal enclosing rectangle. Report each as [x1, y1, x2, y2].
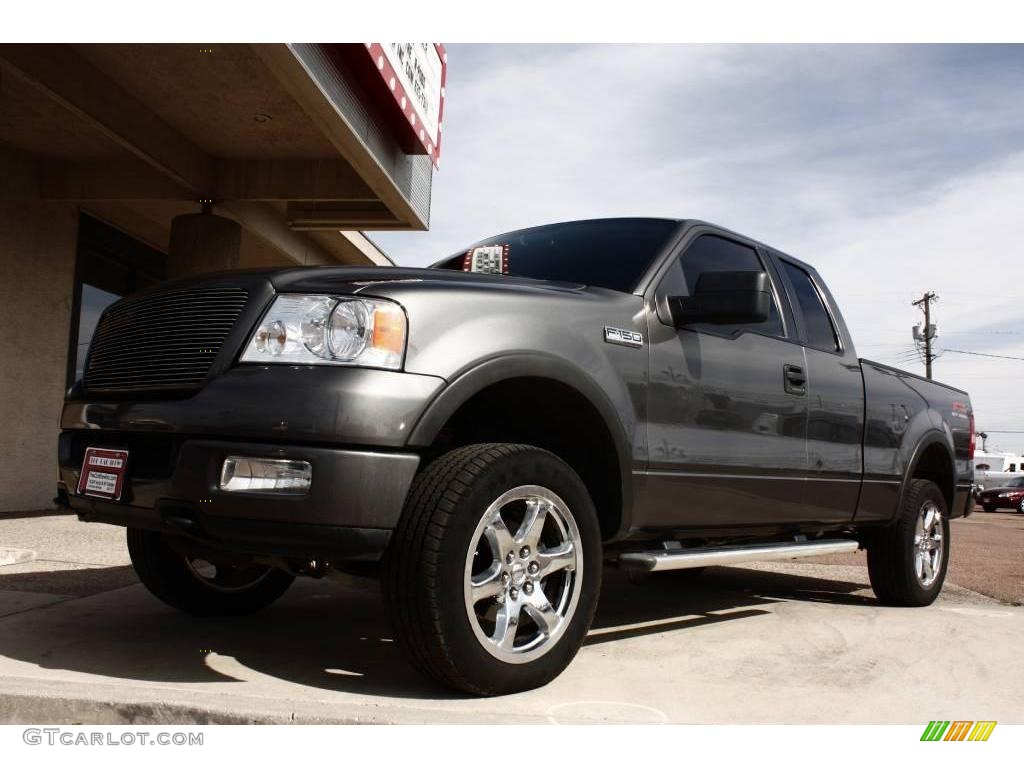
[219, 457, 312, 495]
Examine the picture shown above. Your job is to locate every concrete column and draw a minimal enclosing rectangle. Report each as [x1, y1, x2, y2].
[167, 212, 242, 278]
[0, 202, 79, 512]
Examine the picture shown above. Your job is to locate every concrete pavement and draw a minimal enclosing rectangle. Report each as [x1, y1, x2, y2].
[0, 513, 1021, 724]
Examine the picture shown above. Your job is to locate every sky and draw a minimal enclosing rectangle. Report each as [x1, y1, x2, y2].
[373, 44, 1024, 449]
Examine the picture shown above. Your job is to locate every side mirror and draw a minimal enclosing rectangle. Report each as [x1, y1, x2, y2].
[668, 270, 771, 327]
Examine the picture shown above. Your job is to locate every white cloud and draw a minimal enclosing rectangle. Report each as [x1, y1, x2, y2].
[373, 44, 1024, 434]
[799, 153, 1024, 437]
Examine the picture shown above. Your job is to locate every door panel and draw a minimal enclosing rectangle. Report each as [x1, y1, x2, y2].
[637, 232, 812, 531]
[640, 322, 811, 529]
[776, 258, 865, 523]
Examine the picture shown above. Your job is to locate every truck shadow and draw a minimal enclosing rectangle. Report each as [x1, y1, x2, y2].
[586, 565, 873, 646]
[0, 563, 872, 702]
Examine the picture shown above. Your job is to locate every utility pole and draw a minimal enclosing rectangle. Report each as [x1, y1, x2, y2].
[911, 291, 939, 379]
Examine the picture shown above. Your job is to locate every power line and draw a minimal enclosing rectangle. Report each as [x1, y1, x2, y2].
[942, 349, 1024, 362]
[860, 344, 925, 350]
[892, 344, 928, 363]
[944, 330, 1024, 336]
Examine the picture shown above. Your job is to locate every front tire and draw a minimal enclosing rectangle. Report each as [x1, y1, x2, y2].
[384, 444, 602, 695]
[127, 529, 294, 616]
[983, 504, 997, 513]
[866, 479, 949, 607]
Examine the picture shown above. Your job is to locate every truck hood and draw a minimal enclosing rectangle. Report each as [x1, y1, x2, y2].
[131, 265, 595, 300]
[267, 265, 594, 297]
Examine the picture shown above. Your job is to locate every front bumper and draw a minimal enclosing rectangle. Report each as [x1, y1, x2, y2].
[63, 365, 444, 449]
[59, 365, 443, 560]
[59, 437, 419, 561]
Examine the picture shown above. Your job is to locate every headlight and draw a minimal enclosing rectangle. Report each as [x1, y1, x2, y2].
[240, 295, 406, 370]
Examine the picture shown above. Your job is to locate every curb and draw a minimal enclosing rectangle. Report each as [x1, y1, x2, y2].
[0, 692, 280, 725]
[0, 677, 551, 725]
[0, 548, 36, 567]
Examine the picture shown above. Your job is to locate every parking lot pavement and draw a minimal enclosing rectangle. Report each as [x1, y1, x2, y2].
[0, 512, 135, 617]
[0, 512, 1021, 724]
[804, 508, 1024, 605]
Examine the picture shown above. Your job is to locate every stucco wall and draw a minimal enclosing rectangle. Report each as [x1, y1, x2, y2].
[0, 202, 78, 512]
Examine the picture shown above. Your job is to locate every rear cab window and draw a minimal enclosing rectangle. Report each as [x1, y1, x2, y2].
[779, 260, 841, 353]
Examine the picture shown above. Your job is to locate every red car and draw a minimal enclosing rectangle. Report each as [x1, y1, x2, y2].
[976, 477, 1024, 513]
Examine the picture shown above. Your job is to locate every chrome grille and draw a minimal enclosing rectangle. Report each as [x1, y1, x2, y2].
[83, 286, 248, 395]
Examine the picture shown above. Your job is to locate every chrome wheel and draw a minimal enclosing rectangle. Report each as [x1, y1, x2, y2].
[184, 557, 272, 593]
[463, 485, 583, 664]
[913, 500, 944, 588]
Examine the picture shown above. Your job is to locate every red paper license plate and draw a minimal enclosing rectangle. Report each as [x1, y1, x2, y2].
[76, 447, 129, 501]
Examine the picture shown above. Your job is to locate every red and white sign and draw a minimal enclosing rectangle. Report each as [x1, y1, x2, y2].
[364, 43, 447, 167]
[462, 245, 510, 275]
[76, 447, 129, 501]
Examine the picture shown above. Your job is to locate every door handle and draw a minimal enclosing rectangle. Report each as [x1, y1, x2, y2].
[783, 364, 807, 395]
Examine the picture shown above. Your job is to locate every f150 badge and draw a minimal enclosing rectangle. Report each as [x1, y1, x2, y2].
[604, 326, 643, 348]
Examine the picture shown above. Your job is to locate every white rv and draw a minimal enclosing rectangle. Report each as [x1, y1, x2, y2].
[973, 450, 1024, 492]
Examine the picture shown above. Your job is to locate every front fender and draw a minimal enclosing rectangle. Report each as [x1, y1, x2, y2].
[407, 353, 637, 538]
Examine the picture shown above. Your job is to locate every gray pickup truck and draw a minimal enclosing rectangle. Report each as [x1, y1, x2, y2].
[58, 218, 975, 695]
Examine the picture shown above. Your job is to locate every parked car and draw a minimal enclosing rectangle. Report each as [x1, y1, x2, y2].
[975, 477, 1024, 513]
[58, 218, 975, 695]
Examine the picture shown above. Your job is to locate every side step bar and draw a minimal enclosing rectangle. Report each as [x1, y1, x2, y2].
[619, 539, 860, 572]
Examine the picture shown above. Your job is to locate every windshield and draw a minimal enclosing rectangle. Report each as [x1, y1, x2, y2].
[1005, 477, 1024, 488]
[431, 218, 679, 293]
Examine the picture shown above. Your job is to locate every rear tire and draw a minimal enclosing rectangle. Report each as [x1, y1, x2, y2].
[866, 480, 949, 607]
[384, 444, 602, 696]
[1018, 498, 1024, 514]
[127, 529, 294, 616]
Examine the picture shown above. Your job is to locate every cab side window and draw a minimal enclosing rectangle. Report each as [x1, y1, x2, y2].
[660, 235, 784, 337]
[780, 260, 840, 353]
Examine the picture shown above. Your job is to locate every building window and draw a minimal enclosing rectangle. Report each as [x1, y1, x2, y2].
[68, 215, 167, 387]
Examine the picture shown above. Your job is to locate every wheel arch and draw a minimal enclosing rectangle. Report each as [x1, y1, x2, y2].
[407, 354, 634, 540]
[900, 432, 956, 517]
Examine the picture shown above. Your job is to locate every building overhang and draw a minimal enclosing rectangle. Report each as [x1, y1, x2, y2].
[0, 44, 437, 266]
